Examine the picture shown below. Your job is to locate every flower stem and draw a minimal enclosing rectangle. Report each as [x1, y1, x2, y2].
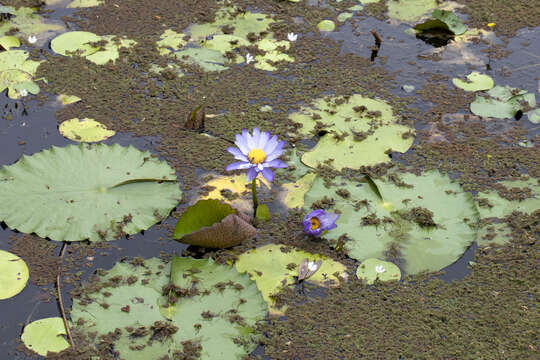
[251, 178, 258, 217]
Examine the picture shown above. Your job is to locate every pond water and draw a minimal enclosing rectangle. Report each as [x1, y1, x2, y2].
[0, 0, 538, 359]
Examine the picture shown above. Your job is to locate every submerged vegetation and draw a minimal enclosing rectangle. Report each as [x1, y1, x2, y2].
[0, 0, 538, 359]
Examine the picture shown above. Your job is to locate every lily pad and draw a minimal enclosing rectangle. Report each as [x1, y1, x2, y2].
[173, 47, 229, 72]
[281, 173, 317, 209]
[51, 31, 136, 65]
[57, 94, 82, 105]
[414, 10, 467, 35]
[0, 250, 29, 300]
[235, 244, 347, 313]
[71, 256, 267, 360]
[317, 20, 336, 32]
[356, 258, 401, 284]
[0, 69, 39, 99]
[476, 178, 539, 246]
[304, 171, 478, 274]
[452, 72, 494, 92]
[0, 6, 64, 39]
[59, 118, 115, 142]
[0, 35, 20, 50]
[289, 94, 414, 170]
[67, 0, 104, 8]
[470, 85, 536, 119]
[527, 108, 540, 124]
[387, 0, 438, 22]
[21, 317, 70, 356]
[173, 199, 256, 248]
[0, 144, 181, 242]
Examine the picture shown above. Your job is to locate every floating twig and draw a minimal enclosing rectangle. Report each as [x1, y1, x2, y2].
[57, 243, 75, 349]
[370, 30, 382, 62]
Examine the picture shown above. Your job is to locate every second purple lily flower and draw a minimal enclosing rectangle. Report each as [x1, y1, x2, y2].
[225, 127, 288, 182]
[303, 209, 339, 237]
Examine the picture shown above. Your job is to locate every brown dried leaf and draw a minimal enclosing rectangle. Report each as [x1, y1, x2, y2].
[181, 214, 256, 248]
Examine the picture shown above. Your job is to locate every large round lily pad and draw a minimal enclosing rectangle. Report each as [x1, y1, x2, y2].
[0, 144, 182, 242]
[71, 256, 267, 360]
[0, 250, 29, 300]
[235, 244, 347, 313]
[21, 317, 70, 356]
[304, 171, 478, 274]
[289, 94, 414, 170]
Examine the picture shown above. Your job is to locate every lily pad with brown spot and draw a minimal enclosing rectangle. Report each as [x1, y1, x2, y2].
[59, 118, 115, 143]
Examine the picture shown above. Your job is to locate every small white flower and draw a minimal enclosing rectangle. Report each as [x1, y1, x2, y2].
[28, 35, 37, 44]
[287, 32, 298, 42]
[307, 261, 319, 272]
[19, 89, 28, 97]
[245, 53, 254, 64]
[375, 265, 386, 274]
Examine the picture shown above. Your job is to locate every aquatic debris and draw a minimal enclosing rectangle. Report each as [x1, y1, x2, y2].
[21, 317, 70, 356]
[235, 244, 347, 314]
[287, 32, 298, 42]
[173, 199, 256, 248]
[303, 209, 339, 237]
[0, 144, 181, 241]
[0, 250, 29, 300]
[304, 171, 478, 274]
[297, 258, 322, 282]
[356, 258, 401, 284]
[245, 52, 255, 64]
[71, 256, 267, 359]
[58, 118, 115, 142]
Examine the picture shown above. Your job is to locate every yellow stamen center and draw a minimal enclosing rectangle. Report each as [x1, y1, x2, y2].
[248, 148, 267, 164]
[310, 217, 321, 230]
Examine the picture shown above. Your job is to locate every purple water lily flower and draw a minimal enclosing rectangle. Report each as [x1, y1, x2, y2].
[225, 127, 288, 182]
[303, 209, 339, 237]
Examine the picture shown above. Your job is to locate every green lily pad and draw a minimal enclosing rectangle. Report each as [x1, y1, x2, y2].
[452, 72, 494, 92]
[0, 69, 39, 99]
[0, 250, 29, 300]
[67, 0, 104, 8]
[337, 12, 354, 23]
[304, 171, 478, 274]
[281, 173, 317, 209]
[476, 178, 539, 246]
[51, 31, 136, 65]
[470, 85, 536, 119]
[57, 94, 82, 105]
[356, 258, 401, 284]
[289, 94, 414, 170]
[387, 0, 438, 22]
[173, 199, 256, 248]
[58, 118, 116, 143]
[0, 35, 20, 50]
[414, 9, 467, 35]
[0, 144, 181, 242]
[235, 244, 347, 313]
[71, 256, 267, 360]
[174, 47, 229, 72]
[21, 317, 70, 356]
[156, 29, 188, 55]
[255, 204, 270, 221]
[527, 108, 540, 124]
[0, 6, 64, 38]
[317, 20, 336, 32]
[0, 50, 41, 74]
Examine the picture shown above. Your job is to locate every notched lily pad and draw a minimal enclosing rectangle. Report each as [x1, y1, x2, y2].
[59, 118, 115, 143]
[470, 85, 536, 119]
[0, 144, 182, 242]
[174, 199, 255, 248]
[414, 9, 467, 36]
[0, 250, 29, 300]
[356, 258, 401, 284]
[452, 72, 494, 92]
[21, 317, 70, 356]
[235, 244, 347, 313]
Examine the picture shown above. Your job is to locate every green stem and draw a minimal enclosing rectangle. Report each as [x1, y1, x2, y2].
[251, 178, 258, 217]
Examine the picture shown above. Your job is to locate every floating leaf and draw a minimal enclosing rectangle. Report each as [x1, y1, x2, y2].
[289, 94, 414, 170]
[57, 94, 82, 105]
[0, 35, 19, 50]
[21, 317, 70, 356]
[476, 178, 538, 246]
[281, 173, 317, 209]
[527, 108, 540, 124]
[0, 144, 181, 242]
[304, 171, 478, 274]
[235, 244, 347, 313]
[356, 258, 401, 284]
[414, 9, 467, 35]
[317, 20, 336, 32]
[71, 256, 267, 359]
[0, 6, 64, 38]
[59, 118, 115, 143]
[173, 199, 255, 248]
[470, 85, 536, 119]
[452, 71, 494, 92]
[0, 250, 29, 300]
[337, 13, 354, 23]
[387, 0, 439, 22]
[67, 0, 104, 8]
[0, 70, 39, 99]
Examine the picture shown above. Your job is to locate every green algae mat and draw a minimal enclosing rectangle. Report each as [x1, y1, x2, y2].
[0, 0, 538, 359]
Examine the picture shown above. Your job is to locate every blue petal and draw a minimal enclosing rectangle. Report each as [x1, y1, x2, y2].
[235, 133, 250, 154]
[226, 161, 251, 171]
[263, 135, 279, 154]
[258, 131, 271, 149]
[319, 212, 339, 230]
[246, 167, 258, 181]
[261, 168, 274, 182]
[303, 209, 325, 222]
[266, 141, 286, 161]
[246, 128, 256, 149]
[227, 147, 248, 161]
[265, 159, 288, 169]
